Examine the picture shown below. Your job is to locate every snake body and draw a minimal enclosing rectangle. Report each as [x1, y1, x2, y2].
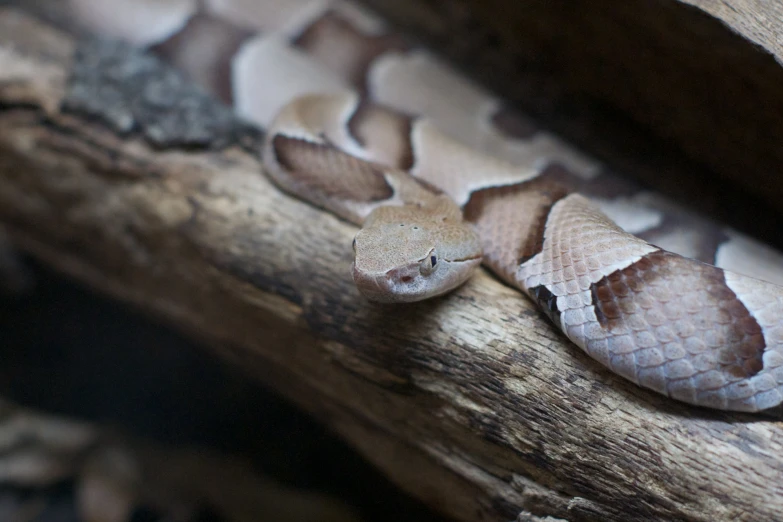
[67, 0, 783, 411]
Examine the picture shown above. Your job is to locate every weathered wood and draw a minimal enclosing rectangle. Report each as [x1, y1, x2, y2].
[0, 8, 781, 522]
[358, 0, 783, 237]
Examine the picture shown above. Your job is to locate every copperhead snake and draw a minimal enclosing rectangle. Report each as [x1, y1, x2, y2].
[67, 0, 783, 412]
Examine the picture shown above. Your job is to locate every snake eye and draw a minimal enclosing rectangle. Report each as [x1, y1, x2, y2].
[352, 238, 357, 252]
[420, 251, 438, 276]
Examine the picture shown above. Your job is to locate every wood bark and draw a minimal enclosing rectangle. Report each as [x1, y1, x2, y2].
[359, 0, 783, 236]
[0, 8, 781, 522]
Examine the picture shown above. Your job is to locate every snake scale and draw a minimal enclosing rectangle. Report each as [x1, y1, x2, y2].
[67, 0, 783, 412]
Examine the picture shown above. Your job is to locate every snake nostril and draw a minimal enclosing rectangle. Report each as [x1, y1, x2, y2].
[400, 275, 413, 283]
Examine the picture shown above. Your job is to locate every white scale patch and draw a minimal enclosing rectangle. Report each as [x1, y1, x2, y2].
[367, 50, 600, 180]
[409, 120, 539, 207]
[68, 0, 196, 46]
[593, 195, 663, 235]
[233, 35, 349, 127]
[329, 0, 388, 35]
[210, 0, 387, 38]
[617, 191, 716, 261]
[716, 231, 783, 286]
[205, 0, 332, 37]
[640, 227, 705, 261]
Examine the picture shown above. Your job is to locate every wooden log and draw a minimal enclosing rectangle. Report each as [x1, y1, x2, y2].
[0, 8, 781, 522]
[358, 0, 783, 230]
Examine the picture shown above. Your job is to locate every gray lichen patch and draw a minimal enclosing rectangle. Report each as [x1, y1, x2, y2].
[62, 37, 261, 152]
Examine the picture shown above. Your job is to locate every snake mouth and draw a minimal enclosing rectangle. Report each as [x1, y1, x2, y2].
[351, 263, 422, 303]
[351, 257, 481, 303]
[449, 254, 483, 263]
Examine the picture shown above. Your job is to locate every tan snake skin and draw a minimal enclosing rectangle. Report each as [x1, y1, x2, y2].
[66, 0, 783, 412]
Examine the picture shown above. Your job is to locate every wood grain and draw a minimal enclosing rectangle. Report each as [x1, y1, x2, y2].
[0, 8, 781, 522]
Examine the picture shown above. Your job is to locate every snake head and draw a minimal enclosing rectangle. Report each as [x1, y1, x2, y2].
[351, 214, 482, 303]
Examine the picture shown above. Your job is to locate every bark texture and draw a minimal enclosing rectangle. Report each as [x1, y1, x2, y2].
[0, 7, 781, 522]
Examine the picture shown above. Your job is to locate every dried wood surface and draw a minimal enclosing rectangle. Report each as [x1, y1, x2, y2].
[0, 7, 781, 522]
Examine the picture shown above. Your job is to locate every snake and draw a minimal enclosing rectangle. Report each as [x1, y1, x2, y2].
[65, 0, 783, 412]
